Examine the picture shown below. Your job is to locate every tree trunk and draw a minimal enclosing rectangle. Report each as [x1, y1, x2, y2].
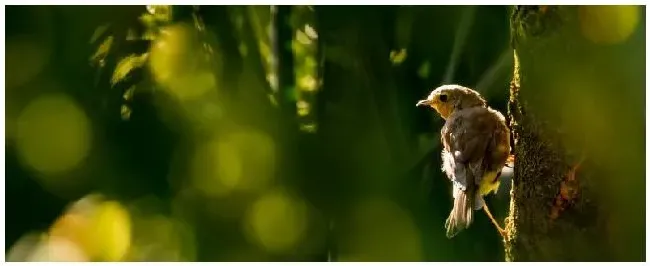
[504, 6, 645, 261]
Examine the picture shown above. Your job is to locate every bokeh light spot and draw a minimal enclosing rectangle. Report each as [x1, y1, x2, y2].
[128, 214, 196, 261]
[15, 94, 92, 175]
[29, 236, 89, 262]
[579, 5, 640, 45]
[245, 189, 308, 253]
[192, 130, 276, 197]
[149, 24, 215, 101]
[47, 195, 131, 261]
[90, 201, 132, 261]
[7, 232, 45, 262]
[6, 35, 51, 89]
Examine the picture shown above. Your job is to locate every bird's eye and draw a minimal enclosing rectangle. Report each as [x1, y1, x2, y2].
[439, 94, 448, 102]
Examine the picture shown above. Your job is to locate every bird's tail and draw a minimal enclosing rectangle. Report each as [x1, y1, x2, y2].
[444, 187, 475, 238]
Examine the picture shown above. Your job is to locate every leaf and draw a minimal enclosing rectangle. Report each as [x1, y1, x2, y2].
[123, 85, 136, 101]
[89, 36, 114, 66]
[304, 24, 318, 39]
[120, 104, 132, 121]
[389, 48, 408, 65]
[125, 28, 139, 41]
[299, 123, 317, 133]
[111, 53, 149, 87]
[417, 61, 431, 79]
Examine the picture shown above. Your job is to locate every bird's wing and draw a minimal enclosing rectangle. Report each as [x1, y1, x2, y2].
[442, 107, 495, 187]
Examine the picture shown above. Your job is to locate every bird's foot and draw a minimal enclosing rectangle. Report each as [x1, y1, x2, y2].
[482, 204, 508, 240]
[505, 154, 515, 168]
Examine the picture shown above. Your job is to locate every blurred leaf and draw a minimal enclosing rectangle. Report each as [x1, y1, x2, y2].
[296, 30, 312, 45]
[121, 105, 132, 121]
[111, 53, 149, 87]
[389, 49, 408, 65]
[299, 123, 317, 133]
[146, 5, 172, 22]
[304, 24, 318, 39]
[417, 61, 430, 79]
[268, 94, 279, 107]
[123, 85, 136, 101]
[89, 24, 111, 44]
[125, 28, 139, 41]
[296, 101, 310, 116]
[139, 13, 157, 28]
[298, 75, 317, 92]
[90, 35, 113, 66]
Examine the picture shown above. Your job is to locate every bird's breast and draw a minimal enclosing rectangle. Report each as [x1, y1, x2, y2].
[478, 170, 500, 196]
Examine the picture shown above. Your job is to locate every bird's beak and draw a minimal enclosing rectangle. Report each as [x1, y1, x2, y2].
[416, 99, 430, 107]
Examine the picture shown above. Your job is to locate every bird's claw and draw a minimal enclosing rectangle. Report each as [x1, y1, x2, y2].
[505, 154, 515, 168]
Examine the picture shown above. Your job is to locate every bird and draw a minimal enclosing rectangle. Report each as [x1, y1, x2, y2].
[416, 84, 511, 239]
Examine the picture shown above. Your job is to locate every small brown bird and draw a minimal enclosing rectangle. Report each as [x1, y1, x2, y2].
[417, 84, 510, 238]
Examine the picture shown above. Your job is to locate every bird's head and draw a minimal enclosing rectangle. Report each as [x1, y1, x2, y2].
[416, 84, 487, 119]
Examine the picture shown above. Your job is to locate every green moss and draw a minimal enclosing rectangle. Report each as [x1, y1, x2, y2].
[509, 6, 564, 49]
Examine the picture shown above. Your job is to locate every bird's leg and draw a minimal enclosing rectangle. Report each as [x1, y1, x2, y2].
[482, 203, 507, 239]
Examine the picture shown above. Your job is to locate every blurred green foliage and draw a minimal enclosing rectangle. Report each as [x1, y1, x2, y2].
[5, 5, 644, 262]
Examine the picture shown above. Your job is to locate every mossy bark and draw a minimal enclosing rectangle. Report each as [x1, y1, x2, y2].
[504, 6, 645, 261]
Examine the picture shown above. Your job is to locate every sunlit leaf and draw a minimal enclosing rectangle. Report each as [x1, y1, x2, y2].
[125, 28, 139, 41]
[123, 85, 136, 101]
[266, 73, 278, 91]
[259, 41, 272, 64]
[296, 30, 312, 45]
[299, 123, 317, 133]
[90, 36, 113, 66]
[291, 39, 307, 56]
[147, 5, 172, 22]
[389, 49, 408, 65]
[268, 94, 279, 107]
[296, 101, 310, 116]
[139, 13, 157, 28]
[192, 12, 205, 32]
[304, 56, 317, 70]
[304, 24, 318, 39]
[298, 75, 317, 92]
[111, 53, 149, 86]
[120, 105, 132, 121]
